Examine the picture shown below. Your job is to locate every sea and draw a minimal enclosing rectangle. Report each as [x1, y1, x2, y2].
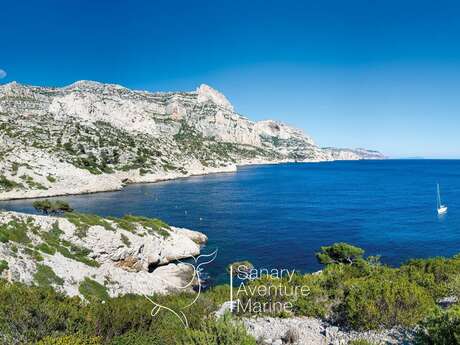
[2, 160, 460, 285]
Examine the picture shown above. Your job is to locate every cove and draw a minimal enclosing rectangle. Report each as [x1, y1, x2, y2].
[1, 160, 460, 285]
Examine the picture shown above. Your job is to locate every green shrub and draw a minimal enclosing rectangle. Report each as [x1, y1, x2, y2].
[316, 242, 365, 265]
[0, 260, 8, 274]
[0, 280, 85, 344]
[34, 264, 64, 288]
[342, 275, 435, 330]
[37, 242, 57, 255]
[0, 219, 32, 244]
[120, 234, 131, 247]
[36, 335, 102, 345]
[401, 256, 460, 299]
[181, 314, 256, 345]
[415, 306, 460, 345]
[46, 175, 57, 183]
[348, 340, 375, 345]
[109, 331, 159, 345]
[79, 277, 109, 301]
[65, 212, 114, 237]
[0, 174, 23, 191]
[33, 199, 73, 214]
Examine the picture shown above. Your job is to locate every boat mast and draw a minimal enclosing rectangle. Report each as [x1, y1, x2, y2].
[437, 183, 441, 208]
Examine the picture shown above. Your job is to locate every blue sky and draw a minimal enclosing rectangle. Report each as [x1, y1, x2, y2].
[2, 0, 460, 158]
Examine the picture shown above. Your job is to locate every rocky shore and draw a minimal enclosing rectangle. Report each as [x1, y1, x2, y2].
[0, 211, 207, 297]
[0, 81, 383, 202]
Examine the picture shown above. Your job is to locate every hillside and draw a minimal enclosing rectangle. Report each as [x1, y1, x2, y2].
[0, 81, 383, 200]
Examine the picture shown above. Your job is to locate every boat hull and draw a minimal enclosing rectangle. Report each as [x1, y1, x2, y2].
[438, 206, 448, 215]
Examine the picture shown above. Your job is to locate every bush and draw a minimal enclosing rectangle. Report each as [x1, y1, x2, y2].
[36, 335, 102, 345]
[316, 243, 365, 265]
[0, 280, 85, 344]
[342, 275, 435, 330]
[34, 264, 64, 288]
[401, 255, 460, 299]
[0, 260, 8, 274]
[0, 279, 255, 345]
[79, 277, 109, 301]
[348, 340, 375, 345]
[108, 331, 159, 345]
[415, 306, 460, 345]
[181, 314, 256, 345]
[33, 199, 73, 214]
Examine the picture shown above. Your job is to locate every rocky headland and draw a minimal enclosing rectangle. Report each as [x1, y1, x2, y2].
[0, 210, 206, 298]
[0, 81, 383, 200]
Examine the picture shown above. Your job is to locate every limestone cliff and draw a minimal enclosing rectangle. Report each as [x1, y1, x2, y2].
[0, 211, 207, 298]
[0, 81, 384, 200]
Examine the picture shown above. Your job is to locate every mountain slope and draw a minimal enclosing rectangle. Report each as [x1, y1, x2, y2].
[0, 81, 383, 200]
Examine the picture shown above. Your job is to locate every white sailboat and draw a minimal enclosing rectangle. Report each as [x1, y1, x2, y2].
[437, 183, 448, 215]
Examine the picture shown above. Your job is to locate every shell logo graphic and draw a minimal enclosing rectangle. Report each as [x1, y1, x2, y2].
[144, 249, 218, 328]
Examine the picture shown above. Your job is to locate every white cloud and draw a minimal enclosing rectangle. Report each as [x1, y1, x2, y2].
[0, 69, 7, 79]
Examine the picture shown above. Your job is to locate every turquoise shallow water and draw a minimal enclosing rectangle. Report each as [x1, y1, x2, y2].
[2, 160, 460, 284]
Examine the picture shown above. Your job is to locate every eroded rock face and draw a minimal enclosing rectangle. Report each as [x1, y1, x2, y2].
[0, 211, 206, 298]
[0, 81, 384, 201]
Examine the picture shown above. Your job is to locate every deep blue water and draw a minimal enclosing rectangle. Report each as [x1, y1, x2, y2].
[1, 160, 460, 284]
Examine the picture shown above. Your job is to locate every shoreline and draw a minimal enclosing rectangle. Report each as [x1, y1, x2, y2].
[0, 158, 380, 202]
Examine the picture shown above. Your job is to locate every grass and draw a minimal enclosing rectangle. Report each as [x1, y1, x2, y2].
[19, 175, 48, 190]
[120, 234, 131, 246]
[120, 215, 170, 238]
[79, 277, 109, 301]
[55, 245, 99, 267]
[36, 243, 56, 255]
[107, 216, 137, 232]
[0, 219, 32, 244]
[24, 247, 44, 262]
[0, 260, 8, 274]
[39, 221, 99, 267]
[0, 175, 23, 191]
[65, 212, 114, 237]
[107, 215, 170, 238]
[33, 264, 64, 288]
[46, 175, 56, 183]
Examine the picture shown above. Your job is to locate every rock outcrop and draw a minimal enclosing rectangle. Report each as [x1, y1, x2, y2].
[0, 81, 384, 200]
[244, 317, 412, 345]
[0, 211, 207, 298]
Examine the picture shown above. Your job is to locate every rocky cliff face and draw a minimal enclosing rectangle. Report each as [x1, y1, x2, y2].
[0, 81, 384, 200]
[0, 211, 207, 298]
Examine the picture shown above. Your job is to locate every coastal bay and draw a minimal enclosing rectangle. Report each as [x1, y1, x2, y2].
[2, 159, 459, 286]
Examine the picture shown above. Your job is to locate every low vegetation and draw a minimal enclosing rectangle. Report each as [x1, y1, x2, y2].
[65, 212, 114, 237]
[0, 218, 32, 244]
[38, 221, 99, 267]
[1, 232, 460, 344]
[236, 243, 460, 335]
[33, 199, 73, 214]
[0, 279, 242, 345]
[0, 174, 24, 191]
[78, 277, 109, 301]
[33, 264, 64, 288]
[414, 306, 460, 344]
[0, 260, 8, 274]
[108, 214, 170, 238]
